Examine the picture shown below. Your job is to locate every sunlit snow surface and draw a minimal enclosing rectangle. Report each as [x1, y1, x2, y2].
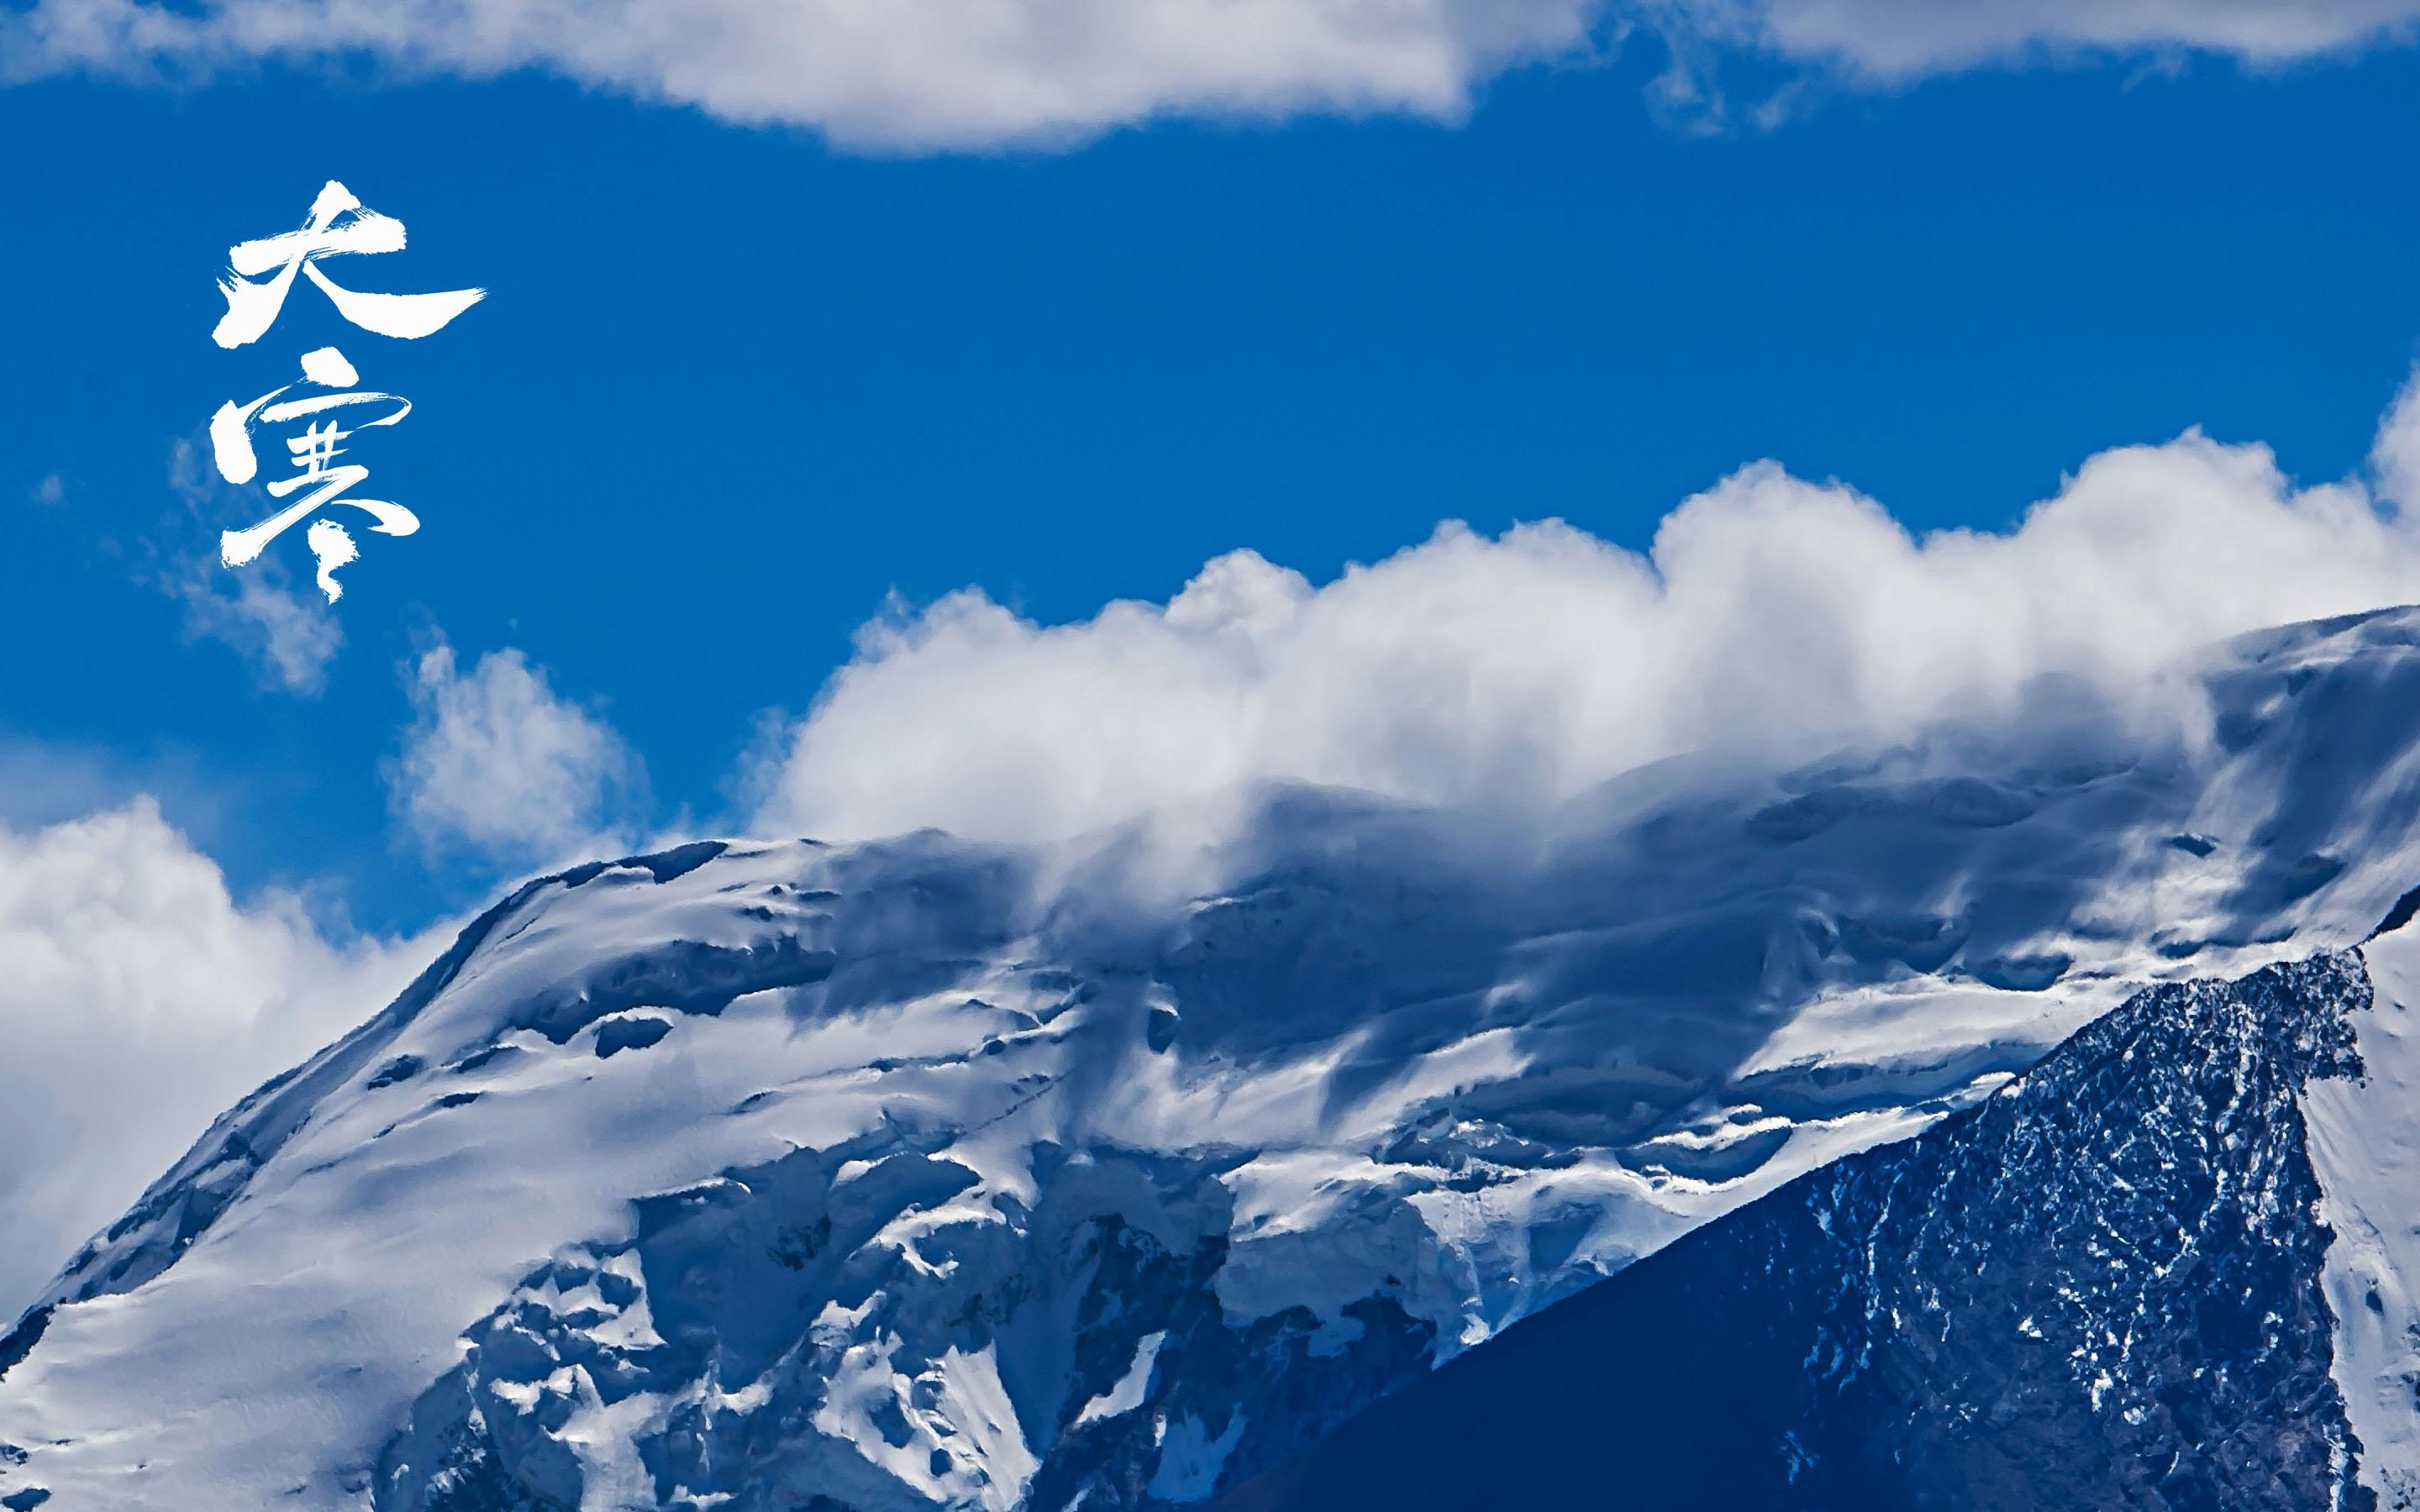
[2315, 915, 2420, 1508]
[7, 608, 2420, 1510]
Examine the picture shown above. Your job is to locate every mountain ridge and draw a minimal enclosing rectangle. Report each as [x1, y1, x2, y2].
[1219, 939, 2406, 1509]
[6, 606, 2420, 1509]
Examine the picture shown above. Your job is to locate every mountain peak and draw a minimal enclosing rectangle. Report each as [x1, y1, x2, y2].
[8, 609, 2420, 1509]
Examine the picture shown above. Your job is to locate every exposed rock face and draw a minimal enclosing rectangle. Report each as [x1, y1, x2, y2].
[1225, 952, 2381, 1510]
[378, 1137, 1439, 1512]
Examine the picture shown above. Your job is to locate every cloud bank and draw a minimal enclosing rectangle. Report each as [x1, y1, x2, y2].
[388, 640, 642, 871]
[0, 800, 419, 1315]
[7, 0, 2416, 148]
[750, 370, 2420, 846]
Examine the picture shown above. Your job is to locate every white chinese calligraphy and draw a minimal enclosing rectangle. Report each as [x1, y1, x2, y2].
[213, 180, 484, 350]
[209, 183, 480, 601]
[213, 347, 419, 601]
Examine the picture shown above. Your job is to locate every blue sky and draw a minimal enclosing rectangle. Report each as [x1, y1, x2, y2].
[7, 24, 2420, 933]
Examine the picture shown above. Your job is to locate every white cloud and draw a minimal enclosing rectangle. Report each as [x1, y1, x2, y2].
[8, 0, 2412, 149]
[0, 800, 422, 1317]
[1, 0, 1601, 149]
[750, 403, 2420, 848]
[170, 559, 344, 696]
[2373, 363, 2420, 512]
[1661, 0, 2420, 81]
[388, 640, 640, 869]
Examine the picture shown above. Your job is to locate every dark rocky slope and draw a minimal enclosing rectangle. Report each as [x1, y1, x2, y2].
[1222, 953, 2380, 1511]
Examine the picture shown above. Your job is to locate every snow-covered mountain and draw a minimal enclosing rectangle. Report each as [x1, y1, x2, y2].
[1222, 921, 2420, 1510]
[6, 606, 2420, 1511]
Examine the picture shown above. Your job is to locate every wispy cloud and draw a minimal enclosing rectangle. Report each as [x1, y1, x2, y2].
[2373, 358, 2420, 514]
[387, 638, 643, 872]
[1655, 0, 2420, 82]
[7, 0, 2412, 150]
[1, 0, 1602, 149]
[167, 558, 344, 695]
[160, 438, 344, 695]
